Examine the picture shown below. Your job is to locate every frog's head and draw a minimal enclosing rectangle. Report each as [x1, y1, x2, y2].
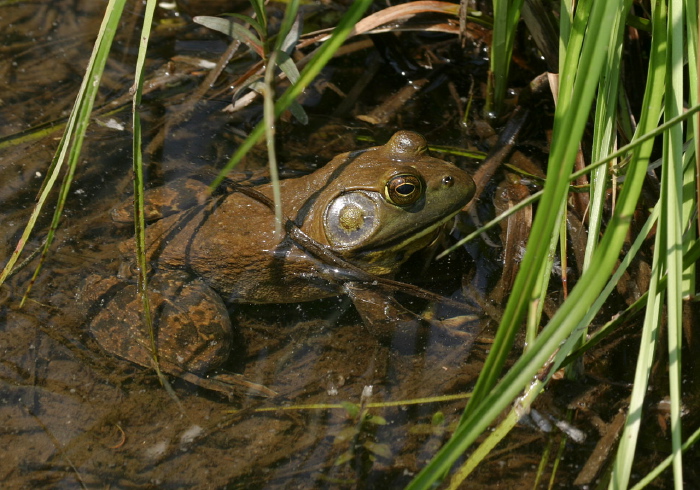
[300, 131, 476, 275]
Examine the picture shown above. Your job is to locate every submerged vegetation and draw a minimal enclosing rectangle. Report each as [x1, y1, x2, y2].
[1, 0, 699, 487]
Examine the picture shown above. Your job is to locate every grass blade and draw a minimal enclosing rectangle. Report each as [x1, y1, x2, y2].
[408, 2, 641, 487]
[609, 0, 669, 486]
[662, 0, 686, 484]
[1, 0, 127, 289]
[131, 0, 160, 373]
[460, 0, 627, 424]
[487, 0, 525, 114]
[210, 0, 373, 189]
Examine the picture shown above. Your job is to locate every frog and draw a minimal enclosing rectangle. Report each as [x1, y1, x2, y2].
[82, 131, 476, 395]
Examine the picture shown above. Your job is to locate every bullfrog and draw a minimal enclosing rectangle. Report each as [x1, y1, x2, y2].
[82, 131, 476, 394]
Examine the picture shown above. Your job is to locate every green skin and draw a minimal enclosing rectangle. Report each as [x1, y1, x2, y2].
[82, 131, 476, 391]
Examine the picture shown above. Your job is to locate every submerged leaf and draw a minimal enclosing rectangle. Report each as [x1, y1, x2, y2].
[193, 16, 263, 55]
[363, 441, 392, 459]
[287, 100, 308, 125]
[340, 401, 360, 418]
[334, 449, 354, 466]
[277, 51, 300, 84]
[365, 414, 387, 426]
[279, 14, 303, 55]
[334, 426, 359, 443]
[225, 12, 266, 40]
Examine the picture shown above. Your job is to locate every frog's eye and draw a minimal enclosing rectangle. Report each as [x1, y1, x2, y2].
[324, 192, 380, 248]
[385, 174, 423, 206]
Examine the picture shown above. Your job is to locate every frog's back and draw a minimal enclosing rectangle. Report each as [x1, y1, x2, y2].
[144, 185, 338, 304]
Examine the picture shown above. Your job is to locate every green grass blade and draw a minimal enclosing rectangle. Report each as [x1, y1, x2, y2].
[630, 425, 700, 489]
[460, 0, 627, 424]
[661, 0, 686, 484]
[272, 0, 300, 53]
[557, 0, 592, 106]
[571, 104, 700, 180]
[131, 0, 160, 370]
[611, 222, 665, 490]
[210, 0, 373, 189]
[0, 0, 127, 288]
[263, 50, 283, 237]
[446, 405, 521, 487]
[525, 201, 563, 347]
[488, 0, 525, 114]
[558, 0, 573, 74]
[609, 1, 669, 486]
[249, 0, 267, 32]
[408, 2, 641, 487]
[585, 5, 626, 271]
[689, 0, 700, 252]
[570, 216, 698, 368]
[682, 0, 697, 298]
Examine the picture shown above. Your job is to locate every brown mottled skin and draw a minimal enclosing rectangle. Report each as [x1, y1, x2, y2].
[83, 131, 476, 391]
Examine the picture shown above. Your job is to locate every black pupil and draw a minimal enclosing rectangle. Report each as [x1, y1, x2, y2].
[395, 183, 415, 195]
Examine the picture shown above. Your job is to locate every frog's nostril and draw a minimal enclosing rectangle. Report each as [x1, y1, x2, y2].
[442, 175, 454, 187]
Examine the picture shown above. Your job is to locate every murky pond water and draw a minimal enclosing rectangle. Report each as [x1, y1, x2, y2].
[3, 1, 692, 488]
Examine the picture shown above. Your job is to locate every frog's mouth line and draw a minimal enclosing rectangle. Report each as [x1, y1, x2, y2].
[356, 208, 461, 254]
